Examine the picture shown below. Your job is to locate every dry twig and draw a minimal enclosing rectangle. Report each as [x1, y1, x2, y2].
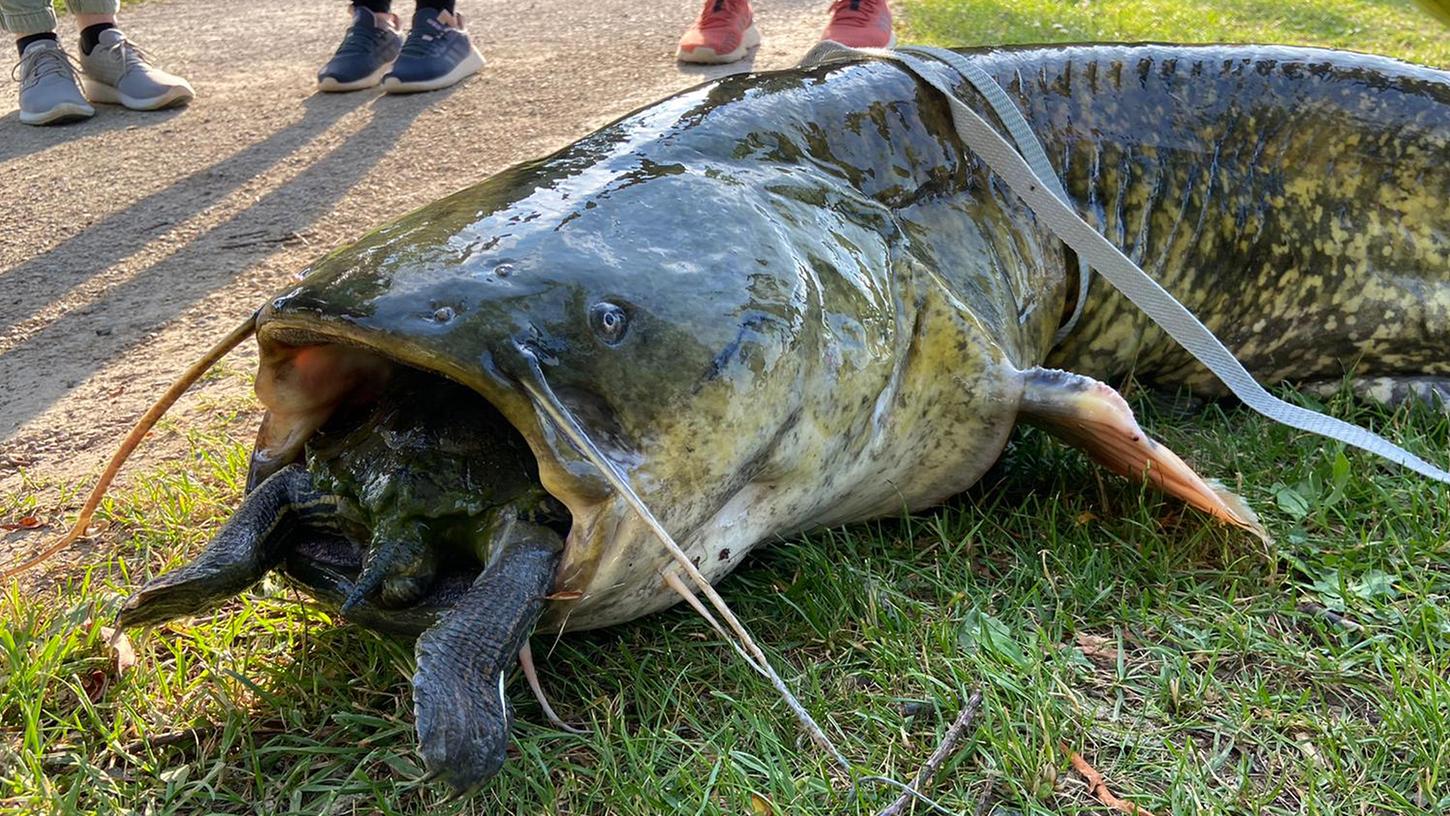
[1296, 601, 1364, 632]
[875, 688, 984, 816]
[1061, 744, 1157, 816]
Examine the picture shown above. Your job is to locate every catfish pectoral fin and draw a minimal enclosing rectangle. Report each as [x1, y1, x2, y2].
[118, 465, 337, 629]
[413, 523, 561, 797]
[1019, 367, 1267, 542]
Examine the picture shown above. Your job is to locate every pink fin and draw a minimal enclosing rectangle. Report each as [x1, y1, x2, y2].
[1019, 368, 1267, 542]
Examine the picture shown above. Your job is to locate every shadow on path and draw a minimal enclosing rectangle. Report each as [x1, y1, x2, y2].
[0, 85, 464, 434]
[0, 92, 362, 333]
[0, 104, 190, 166]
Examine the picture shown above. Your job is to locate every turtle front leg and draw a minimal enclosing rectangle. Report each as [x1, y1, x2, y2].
[117, 465, 337, 629]
[412, 521, 561, 797]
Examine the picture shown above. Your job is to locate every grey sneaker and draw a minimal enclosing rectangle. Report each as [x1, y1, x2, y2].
[13, 40, 94, 126]
[79, 29, 194, 111]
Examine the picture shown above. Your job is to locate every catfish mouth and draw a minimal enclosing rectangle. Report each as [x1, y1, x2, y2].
[250, 319, 614, 634]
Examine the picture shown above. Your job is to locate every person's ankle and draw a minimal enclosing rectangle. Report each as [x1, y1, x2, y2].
[73, 12, 117, 29]
[371, 10, 401, 30]
[79, 22, 117, 55]
[16, 31, 58, 57]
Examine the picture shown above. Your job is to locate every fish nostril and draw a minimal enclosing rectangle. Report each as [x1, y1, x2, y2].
[515, 335, 558, 366]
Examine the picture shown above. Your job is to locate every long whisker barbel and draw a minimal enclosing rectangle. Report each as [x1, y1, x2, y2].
[517, 346, 977, 815]
[515, 346, 855, 774]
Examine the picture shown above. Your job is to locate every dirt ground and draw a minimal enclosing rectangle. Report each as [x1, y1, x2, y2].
[0, 0, 834, 563]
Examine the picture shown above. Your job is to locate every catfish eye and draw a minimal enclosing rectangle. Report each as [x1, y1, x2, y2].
[589, 302, 629, 345]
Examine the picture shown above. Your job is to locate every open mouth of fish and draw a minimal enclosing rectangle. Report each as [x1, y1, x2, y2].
[250, 320, 614, 635]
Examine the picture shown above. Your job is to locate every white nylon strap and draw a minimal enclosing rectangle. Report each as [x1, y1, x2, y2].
[892, 44, 1093, 343]
[800, 41, 1450, 485]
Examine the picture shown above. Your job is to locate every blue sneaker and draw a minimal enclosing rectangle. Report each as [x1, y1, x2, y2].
[318, 6, 403, 92]
[381, 8, 485, 94]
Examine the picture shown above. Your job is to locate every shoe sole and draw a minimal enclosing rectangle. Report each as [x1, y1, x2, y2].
[84, 78, 195, 111]
[380, 48, 485, 94]
[676, 24, 762, 65]
[318, 61, 396, 93]
[20, 101, 95, 126]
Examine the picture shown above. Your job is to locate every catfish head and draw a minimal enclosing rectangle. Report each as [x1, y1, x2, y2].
[245, 89, 1031, 629]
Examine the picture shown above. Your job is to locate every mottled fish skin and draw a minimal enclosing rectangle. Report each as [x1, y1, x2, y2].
[256, 45, 1448, 630]
[978, 45, 1450, 391]
[261, 55, 1051, 628]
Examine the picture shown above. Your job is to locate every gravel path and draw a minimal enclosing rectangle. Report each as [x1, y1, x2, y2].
[0, 0, 830, 509]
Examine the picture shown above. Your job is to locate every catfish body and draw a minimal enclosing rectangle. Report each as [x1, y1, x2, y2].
[252, 45, 1448, 630]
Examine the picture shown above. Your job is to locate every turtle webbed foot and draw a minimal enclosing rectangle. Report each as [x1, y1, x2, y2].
[118, 466, 335, 629]
[412, 523, 561, 796]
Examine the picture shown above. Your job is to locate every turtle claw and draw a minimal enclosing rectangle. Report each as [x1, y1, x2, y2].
[415, 674, 511, 798]
[411, 522, 561, 797]
[343, 532, 437, 614]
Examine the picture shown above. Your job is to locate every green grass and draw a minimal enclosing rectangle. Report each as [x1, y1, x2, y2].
[904, 0, 1449, 67]
[3, 391, 1447, 815]
[4, 3, 1450, 814]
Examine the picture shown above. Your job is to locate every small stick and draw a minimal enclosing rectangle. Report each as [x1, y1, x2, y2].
[1296, 601, 1364, 632]
[123, 727, 212, 754]
[971, 776, 996, 816]
[1062, 744, 1158, 816]
[875, 689, 984, 816]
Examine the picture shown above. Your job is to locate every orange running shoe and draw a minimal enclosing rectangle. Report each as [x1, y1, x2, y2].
[676, 0, 762, 64]
[820, 0, 895, 49]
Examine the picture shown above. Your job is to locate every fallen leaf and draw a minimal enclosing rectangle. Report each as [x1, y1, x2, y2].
[749, 793, 773, 815]
[1293, 732, 1326, 767]
[1075, 511, 1098, 525]
[1062, 745, 1157, 816]
[101, 626, 137, 675]
[1075, 633, 1118, 665]
[81, 669, 109, 702]
[2, 516, 46, 531]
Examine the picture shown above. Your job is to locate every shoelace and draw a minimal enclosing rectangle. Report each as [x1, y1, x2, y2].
[400, 20, 450, 58]
[828, 0, 883, 24]
[94, 35, 157, 78]
[11, 46, 82, 86]
[697, 0, 748, 30]
[336, 19, 392, 58]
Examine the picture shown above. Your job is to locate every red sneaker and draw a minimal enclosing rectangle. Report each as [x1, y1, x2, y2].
[820, 0, 895, 49]
[676, 0, 761, 64]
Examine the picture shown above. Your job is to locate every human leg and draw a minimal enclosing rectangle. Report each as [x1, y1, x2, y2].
[378, 0, 483, 94]
[71, 0, 194, 110]
[676, 0, 760, 65]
